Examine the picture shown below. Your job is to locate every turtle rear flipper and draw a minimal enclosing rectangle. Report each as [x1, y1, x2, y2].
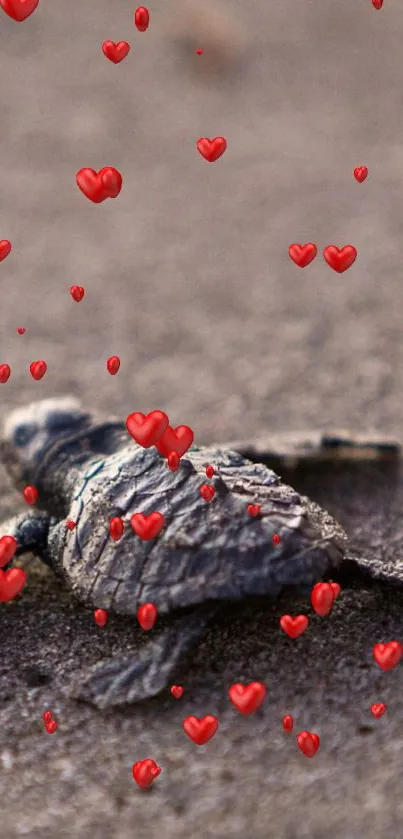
[71, 604, 219, 709]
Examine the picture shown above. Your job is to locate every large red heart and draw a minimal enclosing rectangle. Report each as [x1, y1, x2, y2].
[183, 715, 218, 745]
[323, 245, 357, 273]
[0, 568, 26, 602]
[196, 137, 227, 163]
[76, 167, 122, 203]
[280, 614, 309, 638]
[0, 536, 18, 568]
[102, 41, 130, 64]
[228, 681, 267, 715]
[156, 425, 194, 458]
[0, 0, 39, 22]
[126, 410, 169, 448]
[288, 243, 317, 268]
[373, 641, 403, 671]
[130, 512, 165, 541]
[311, 582, 335, 617]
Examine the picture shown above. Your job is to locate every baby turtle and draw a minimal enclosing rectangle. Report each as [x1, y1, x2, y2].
[0, 397, 399, 708]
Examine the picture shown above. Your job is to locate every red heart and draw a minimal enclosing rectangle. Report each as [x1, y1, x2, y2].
[372, 0, 383, 8]
[156, 424, 194, 458]
[311, 582, 335, 617]
[288, 243, 317, 268]
[373, 641, 403, 671]
[323, 245, 357, 273]
[134, 6, 150, 32]
[0, 240, 12, 261]
[106, 355, 120, 375]
[102, 41, 131, 64]
[94, 608, 108, 627]
[167, 451, 180, 471]
[205, 465, 215, 478]
[132, 759, 161, 789]
[197, 137, 227, 163]
[183, 715, 218, 745]
[371, 703, 386, 718]
[23, 485, 38, 505]
[70, 285, 85, 302]
[354, 166, 368, 183]
[76, 167, 122, 203]
[171, 685, 184, 699]
[0, 0, 39, 22]
[200, 484, 215, 502]
[280, 614, 309, 638]
[42, 710, 53, 723]
[45, 719, 58, 734]
[126, 410, 169, 448]
[130, 512, 165, 541]
[109, 517, 124, 541]
[282, 714, 294, 733]
[329, 581, 341, 599]
[137, 603, 158, 630]
[30, 360, 47, 381]
[17, 327, 25, 334]
[228, 681, 267, 715]
[0, 364, 11, 384]
[65, 519, 76, 530]
[0, 536, 17, 568]
[0, 568, 26, 602]
[297, 731, 320, 758]
[247, 504, 261, 517]
[196, 48, 203, 55]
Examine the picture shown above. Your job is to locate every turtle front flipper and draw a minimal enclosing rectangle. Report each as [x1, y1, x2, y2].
[0, 510, 54, 567]
[71, 605, 219, 709]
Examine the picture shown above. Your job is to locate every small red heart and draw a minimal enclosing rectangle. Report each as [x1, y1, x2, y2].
[156, 424, 194, 458]
[272, 533, 281, 546]
[200, 484, 215, 502]
[372, 0, 383, 8]
[0, 239, 12, 261]
[183, 715, 218, 745]
[76, 167, 122, 203]
[109, 517, 124, 541]
[30, 360, 47, 381]
[354, 166, 368, 183]
[45, 719, 58, 734]
[134, 6, 149, 32]
[167, 451, 180, 471]
[42, 710, 53, 723]
[0, 0, 38, 22]
[137, 603, 158, 630]
[17, 327, 25, 334]
[0, 364, 11, 384]
[373, 641, 403, 671]
[205, 464, 215, 478]
[106, 355, 120, 375]
[196, 48, 203, 55]
[130, 512, 165, 541]
[311, 582, 335, 617]
[197, 137, 227, 163]
[282, 714, 294, 733]
[0, 567, 26, 602]
[371, 703, 386, 718]
[0, 536, 18, 568]
[70, 285, 85, 302]
[280, 614, 309, 639]
[65, 519, 76, 530]
[23, 485, 38, 505]
[94, 608, 108, 627]
[132, 759, 161, 789]
[228, 681, 267, 715]
[102, 40, 131, 64]
[171, 685, 184, 699]
[323, 245, 357, 273]
[297, 731, 320, 758]
[126, 410, 169, 448]
[288, 243, 317, 268]
[247, 503, 261, 517]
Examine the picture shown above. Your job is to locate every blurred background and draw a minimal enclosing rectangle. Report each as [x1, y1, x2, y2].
[1, 0, 403, 441]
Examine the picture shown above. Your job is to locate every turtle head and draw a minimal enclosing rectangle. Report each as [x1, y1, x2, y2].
[1, 397, 91, 488]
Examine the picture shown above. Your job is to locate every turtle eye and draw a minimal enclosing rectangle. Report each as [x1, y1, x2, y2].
[14, 422, 38, 447]
[46, 412, 75, 432]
